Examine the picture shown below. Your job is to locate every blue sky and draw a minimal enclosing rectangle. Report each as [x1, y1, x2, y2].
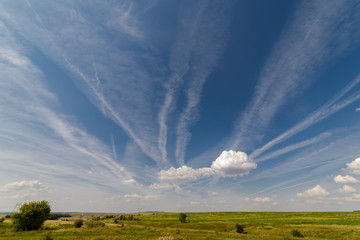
[1, 0, 360, 212]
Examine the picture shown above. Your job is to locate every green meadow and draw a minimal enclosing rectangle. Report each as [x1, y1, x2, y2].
[1, 212, 360, 240]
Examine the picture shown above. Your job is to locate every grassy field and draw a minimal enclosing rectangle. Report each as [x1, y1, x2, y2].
[1, 212, 360, 239]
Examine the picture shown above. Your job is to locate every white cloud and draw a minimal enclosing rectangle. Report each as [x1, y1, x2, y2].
[124, 194, 157, 200]
[122, 179, 136, 185]
[149, 183, 179, 190]
[337, 185, 356, 193]
[253, 197, 273, 202]
[344, 193, 360, 202]
[0, 180, 48, 199]
[208, 192, 217, 197]
[297, 185, 329, 197]
[334, 175, 358, 183]
[347, 158, 360, 174]
[211, 151, 257, 177]
[158, 151, 256, 181]
[355, 108, 360, 112]
[158, 165, 214, 181]
[190, 201, 200, 205]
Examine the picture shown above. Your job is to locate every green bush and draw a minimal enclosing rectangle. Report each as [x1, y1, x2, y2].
[0, 217, 5, 223]
[5, 215, 11, 219]
[235, 223, 244, 233]
[85, 220, 105, 228]
[74, 219, 83, 228]
[11, 200, 51, 231]
[179, 213, 188, 223]
[291, 229, 304, 237]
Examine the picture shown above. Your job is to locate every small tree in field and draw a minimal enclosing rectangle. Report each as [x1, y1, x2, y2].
[235, 223, 244, 233]
[11, 200, 51, 231]
[179, 213, 188, 223]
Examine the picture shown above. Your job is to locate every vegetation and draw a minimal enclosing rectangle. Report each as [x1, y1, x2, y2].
[235, 223, 245, 233]
[48, 213, 71, 220]
[0, 211, 360, 239]
[291, 229, 304, 237]
[179, 213, 188, 223]
[10, 200, 51, 231]
[85, 220, 105, 228]
[74, 219, 83, 228]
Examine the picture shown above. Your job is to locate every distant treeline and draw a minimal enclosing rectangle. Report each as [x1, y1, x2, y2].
[91, 215, 139, 222]
[48, 213, 72, 220]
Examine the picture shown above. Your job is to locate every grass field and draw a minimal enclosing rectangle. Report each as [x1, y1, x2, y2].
[1, 212, 360, 239]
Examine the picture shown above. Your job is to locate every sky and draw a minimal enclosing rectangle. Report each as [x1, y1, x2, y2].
[0, 0, 360, 213]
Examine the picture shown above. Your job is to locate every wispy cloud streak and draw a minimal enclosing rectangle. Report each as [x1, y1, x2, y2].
[255, 132, 332, 162]
[174, 0, 233, 165]
[251, 74, 360, 159]
[0, 1, 166, 164]
[231, 0, 360, 151]
[0, 22, 136, 193]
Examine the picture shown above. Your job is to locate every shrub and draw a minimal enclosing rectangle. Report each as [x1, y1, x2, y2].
[11, 200, 51, 231]
[74, 219, 83, 228]
[179, 213, 188, 223]
[5, 215, 11, 219]
[0, 217, 5, 223]
[43, 232, 53, 240]
[235, 223, 245, 234]
[291, 229, 304, 238]
[85, 220, 105, 228]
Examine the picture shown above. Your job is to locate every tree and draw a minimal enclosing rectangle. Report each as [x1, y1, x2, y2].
[179, 213, 188, 223]
[11, 200, 51, 231]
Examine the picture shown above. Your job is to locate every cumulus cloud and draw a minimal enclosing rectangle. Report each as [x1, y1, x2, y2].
[253, 197, 273, 202]
[158, 150, 256, 181]
[124, 194, 157, 200]
[356, 108, 360, 112]
[334, 175, 358, 183]
[337, 185, 356, 193]
[0, 180, 46, 191]
[347, 158, 360, 174]
[344, 193, 360, 202]
[122, 179, 136, 185]
[0, 180, 48, 199]
[297, 185, 329, 197]
[158, 165, 214, 181]
[149, 183, 179, 190]
[211, 151, 257, 177]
